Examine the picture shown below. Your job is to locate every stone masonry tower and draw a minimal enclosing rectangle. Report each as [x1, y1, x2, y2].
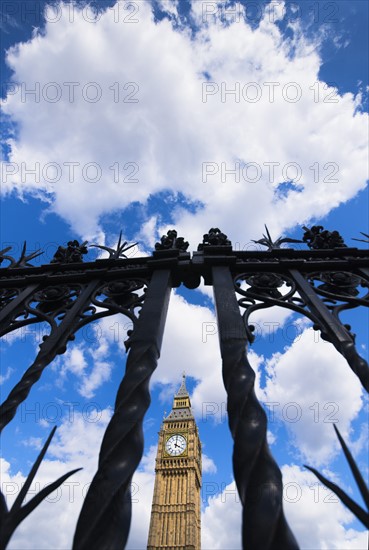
[147, 374, 201, 549]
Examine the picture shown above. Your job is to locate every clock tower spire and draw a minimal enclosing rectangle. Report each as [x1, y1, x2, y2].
[147, 374, 202, 549]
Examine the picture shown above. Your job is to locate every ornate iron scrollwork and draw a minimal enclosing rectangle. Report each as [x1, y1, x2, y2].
[307, 271, 368, 301]
[240, 272, 286, 298]
[155, 229, 189, 251]
[235, 271, 319, 344]
[51, 240, 88, 264]
[0, 284, 81, 340]
[302, 225, 347, 249]
[99, 279, 145, 306]
[0, 275, 149, 433]
[198, 227, 231, 249]
[34, 285, 78, 312]
[0, 288, 19, 309]
[86, 278, 147, 333]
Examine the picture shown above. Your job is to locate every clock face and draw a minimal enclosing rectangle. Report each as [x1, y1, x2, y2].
[165, 434, 187, 456]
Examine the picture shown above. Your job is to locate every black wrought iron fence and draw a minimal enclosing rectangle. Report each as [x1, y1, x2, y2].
[0, 226, 368, 550]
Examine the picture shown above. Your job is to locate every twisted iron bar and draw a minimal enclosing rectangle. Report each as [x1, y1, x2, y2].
[0, 356, 56, 433]
[72, 341, 159, 549]
[212, 266, 299, 550]
[73, 269, 172, 550]
[224, 340, 299, 549]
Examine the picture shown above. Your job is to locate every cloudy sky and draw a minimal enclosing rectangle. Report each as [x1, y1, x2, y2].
[1, 1, 368, 549]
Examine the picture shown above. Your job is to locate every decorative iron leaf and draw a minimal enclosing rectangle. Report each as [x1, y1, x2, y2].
[252, 224, 302, 250]
[352, 232, 369, 244]
[13, 242, 43, 268]
[1, 426, 82, 549]
[304, 465, 369, 528]
[91, 230, 137, 259]
[333, 424, 369, 511]
[11, 426, 57, 511]
[12, 468, 82, 526]
[0, 243, 43, 268]
[304, 425, 369, 528]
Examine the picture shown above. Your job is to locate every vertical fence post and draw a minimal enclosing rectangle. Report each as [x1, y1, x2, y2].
[73, 268, 172, 550]
[212, 265, 299, 549]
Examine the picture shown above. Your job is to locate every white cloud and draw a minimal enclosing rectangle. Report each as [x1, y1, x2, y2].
[146, 290, 266, 424]
[261, 328, 364, 465]
[267, 429, 277, 445]
[0, 323, 48, 347]
[78, 359, 112, 399]
[135, 216, 160, 252]
[1, 0, 367, 243]
[349, 418, 369, 459]
[3, 410, 111, 550]
[0, 365, 14, 384]
[89, 313, 134, 352]
[1, 3, 367, 549]
[202, 453, 217, 474]
[202, 480, 242, 550]
[157, 0, 179, 19]
[2, 409, 157, 550]
[282, 464, 368, 550]
[57, 334, 114, 398]
[21, 436, 43, 450]
[60, 345, 87, 377]
[201, 464, 368, 550]
[127, 445, 156, 549]
[151, 292, 225, 416]
[246, 305, 296, 339]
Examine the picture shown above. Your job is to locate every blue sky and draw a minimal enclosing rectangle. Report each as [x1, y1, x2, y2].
[0, 1, 368, 548]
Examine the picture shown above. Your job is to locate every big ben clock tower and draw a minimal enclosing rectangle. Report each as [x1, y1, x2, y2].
[147, 374, 202, 550]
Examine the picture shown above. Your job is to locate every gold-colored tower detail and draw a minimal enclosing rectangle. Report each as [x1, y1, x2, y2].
[147, 374, 202, 550]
